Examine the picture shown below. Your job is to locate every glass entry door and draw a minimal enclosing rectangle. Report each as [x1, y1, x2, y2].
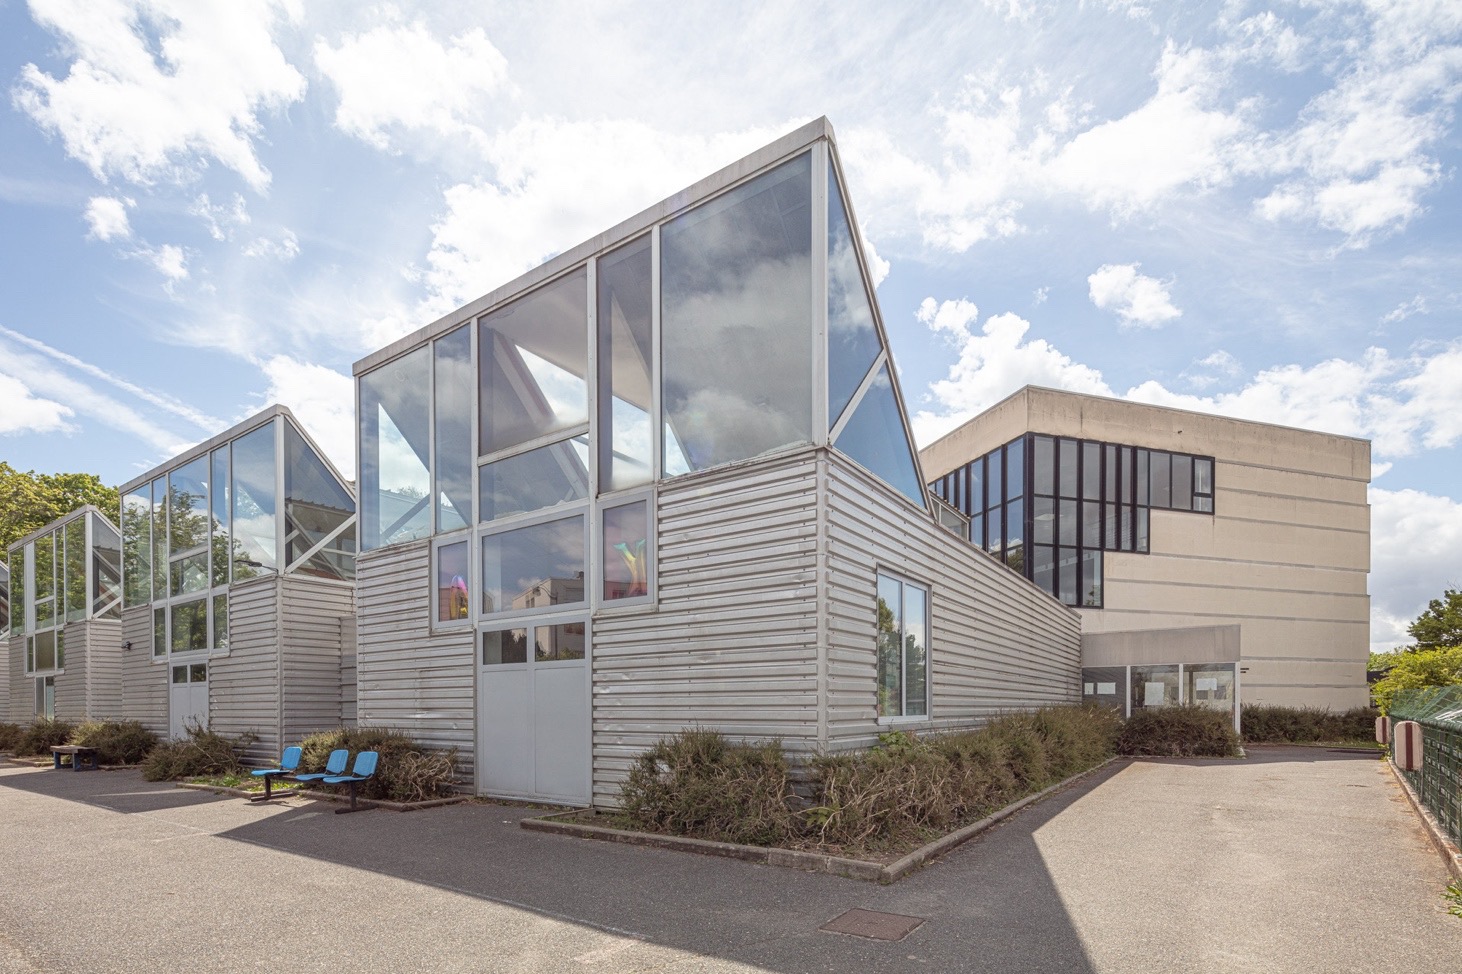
[476, 617, 589, 804]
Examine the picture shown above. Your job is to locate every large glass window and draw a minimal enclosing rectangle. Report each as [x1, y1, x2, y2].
[1186, 663, 1236, 712]
[480, 515, 586, 616]
[63, 517, 86, 623]
[360, 346, 431, 550]
[597, 236, 654, 492]
[151, 477, 168, 600]
[170, 598, 208, 653]
[12, 547, 25, 635]
[662, 153, 812, 472]
[0, 563, 9, 634]
[478, 437, 588, 523]
[434, 324, 474, 531]
[210, 447, 231, 586]
[169, 456, 210, 596]
[283, 422, 355, 580]
[876, 572, 929, 719]
[826, 162, 882, 427]
[479, 268, 589, 457]
[1131, 664, 1180, 710]
[232, 420, 278, 579]
[34, 533, 54, 628]
[602, 500, 649, 602]
[1081, 666, 1126, 712]
[833, 364, 926, 508]
[91, 515, 122, 617]
[122, 486, 151, 607]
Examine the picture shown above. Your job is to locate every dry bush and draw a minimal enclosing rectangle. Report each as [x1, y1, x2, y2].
[142, 726, 258, 781]
[1116, 705, 1240, 757]
[0, 722, 23, 752]
[297, 727, 457, 802]
[13, 719, 75, 757]
[70, 720, 158, 765]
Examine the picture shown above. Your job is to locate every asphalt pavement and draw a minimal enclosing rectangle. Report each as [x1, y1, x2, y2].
[0, 746, 1456, 973]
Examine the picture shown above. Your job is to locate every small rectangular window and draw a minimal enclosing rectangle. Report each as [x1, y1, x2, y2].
[602, 500, 651, 602]
[1032, 545, 1055, 597]
[1033, 436, 1054, 497]
[1033, 497, 1054, 545]
[1006, 442, 1024, 502]
[968, 458, 983, 515]
[153, 607, 166, 657]
[1081, 441, 1101, 500]
[875, 572, 930, 719]
[1151, 452, 1171, 508]
[1082, 501, 1101, 548]
[435, 540, 470, 623]
[482, 628, 529, 665]
[1058, 439, 1078, 499]
[212, 593, 229, 651]
[535, 622, 586, 661]
[1172, 454, 1193, 511]
[170, 599, 207, 653]
[986, 449, 1003, 508]
[1080, 549, 1102, 607]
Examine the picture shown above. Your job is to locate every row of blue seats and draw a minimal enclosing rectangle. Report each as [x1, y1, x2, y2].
[250, 747, 378, 814]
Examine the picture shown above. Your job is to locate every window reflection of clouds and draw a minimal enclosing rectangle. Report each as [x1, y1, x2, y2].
[598, 236, 653, 492]
[480, 516, 585, 615]
[231, 421, 278, 576]
[662, 153, 812, 472]
[360, 346, 431, 549]
[827, 163, 882, 429]
[834, 364, 925, 507]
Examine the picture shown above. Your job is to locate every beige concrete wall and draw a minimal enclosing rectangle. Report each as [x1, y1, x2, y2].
[921, 386, 1371, 710]
[1083, 625, 1241, 668]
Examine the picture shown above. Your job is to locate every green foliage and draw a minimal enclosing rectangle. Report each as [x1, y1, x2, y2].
[1409, 588, 1462, 650]
[0, 463, 119, 552]
[1240, 705, 1378, 744]
[69, 720, 159, 765]
[1368, 650, 1403, 673]
[12, 718, 76, 756]
[0, 723, 23, 752]
[619, 728, 799, 846]
[297, 727, 457, 803]
[142, 726, 257, 781]
[1444, 881, 1462, 919]
[1116, 705, 1241, 757]
[1372, 646, 1462, 714]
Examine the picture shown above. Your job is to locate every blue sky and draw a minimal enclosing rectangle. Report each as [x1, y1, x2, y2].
[0, 0, 1458, 649]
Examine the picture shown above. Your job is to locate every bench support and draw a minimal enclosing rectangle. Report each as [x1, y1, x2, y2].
[335, 780, 367, 814]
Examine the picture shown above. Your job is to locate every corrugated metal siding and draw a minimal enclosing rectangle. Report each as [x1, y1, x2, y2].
[7, 634, 27, 722]
[209, 576, 282, 762]
[280, 576, 353, 744]
[356, 540, 475, 780]
[84, 618, 123, 719]
[825, 451, 1081, 753]
[592, 451, 822, 806]
[53, 623, 88, 721]
[340, 614, 357, 728]
[120, 607, 167, 735]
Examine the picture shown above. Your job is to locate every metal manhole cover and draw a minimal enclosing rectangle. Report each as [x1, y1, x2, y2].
[820, 908, 925, 942]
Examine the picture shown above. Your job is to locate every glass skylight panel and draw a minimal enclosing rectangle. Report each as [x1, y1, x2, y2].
[360, 346, 431, 550]
[434, 325, 473, 532]
[826, 163, 882, 428]
[597, 236, 653, 492]
[283, 421, 355, 579]
[478, 268, 589, 457]
[833, 364, 926, 508]
[661, 153, 813, 472]
[231, 420, 279, 579]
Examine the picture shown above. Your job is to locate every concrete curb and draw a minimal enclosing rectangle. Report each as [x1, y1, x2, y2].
[175, 781, 469, 813]
[1386, 759, 1462, 884]
[521, 756, 1121, 884]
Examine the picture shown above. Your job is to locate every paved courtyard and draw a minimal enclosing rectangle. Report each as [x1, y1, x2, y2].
[0, 747, 1457, 973]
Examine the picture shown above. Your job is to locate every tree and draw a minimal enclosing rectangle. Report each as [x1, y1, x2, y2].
[1372, 646, 1462, 714]
[0, 462, 119, 553]
[1407, 588, 1462, 649]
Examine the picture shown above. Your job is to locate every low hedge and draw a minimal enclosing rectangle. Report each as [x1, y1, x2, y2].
[1240, 705, 1378, 744]
[297, 727, 457, 803]
[0, 722, 22, 753]
[143, 726, 257, 781]
[1116, 705, 1241, 757]
[69, 720, 159, 765]
[12, 719, 76, 757]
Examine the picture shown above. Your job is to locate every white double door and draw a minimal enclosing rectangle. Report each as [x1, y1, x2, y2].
[476, 616, 590, 805]
[168, 659, 209, 740]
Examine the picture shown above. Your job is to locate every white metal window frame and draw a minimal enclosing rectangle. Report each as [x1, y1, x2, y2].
[874, 568, 933, 725]
[476, 504, 592, 625]
[475, 610, 592, 671]
[429, 530, 475, 633]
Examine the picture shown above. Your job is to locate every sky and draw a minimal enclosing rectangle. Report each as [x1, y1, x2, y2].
[0, 0, 1458, 651]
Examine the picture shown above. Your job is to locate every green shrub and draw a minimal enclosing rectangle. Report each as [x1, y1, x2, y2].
[297, 727, 457, 802]
[1372, 646, 1462, 714]
[619, 728, 799, 846]
[1240, 705, 1378, 744]
[13, 718, 76, 757]
[69, 720, 159, 765]
[0, 722, 23, 753]
[142, 726, 257, 781]
[1117, 705, 1240, 757]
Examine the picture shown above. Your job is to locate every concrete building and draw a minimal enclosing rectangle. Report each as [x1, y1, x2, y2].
[116, 405, 358, 757]
[352, 118, 1082, 807]
[920, 385, 1371, 715]
[6, 506, 123, 723]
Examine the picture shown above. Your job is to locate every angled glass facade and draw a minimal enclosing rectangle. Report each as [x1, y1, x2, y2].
[933, 433, 1215, 607]
[121, 410, 356, 661]
[358, 138, 930, 633]
[6, 507, 122, 674]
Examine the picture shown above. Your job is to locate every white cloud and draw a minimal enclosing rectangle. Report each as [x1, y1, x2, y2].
[1370, 487, 1462, 651]
[135, 243, 188, 282]
[1181, 349, 1242, 390]
[1087, 263, 1181, 327]
[258, 355, 355, 478]
[190, 193, 250, 242]
[1032, 286, 1049, 305]
[83, 195, 132, 240]
[314, 21, 511, 151]
[911, 298, 1113, 444]
[417, 117, 793, 312]
[13, 0, 306, 191]
[0, 372, 75, 435]
[1382, 295, 1428, 323]
[242, 230, 300, 261]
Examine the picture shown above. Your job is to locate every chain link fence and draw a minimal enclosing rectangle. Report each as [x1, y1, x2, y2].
[1389, 686, 1462, 849]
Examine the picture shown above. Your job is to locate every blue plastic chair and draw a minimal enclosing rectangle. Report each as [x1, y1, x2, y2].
[294, 748, 349, 785]
[322, 750, 378, 815]
[248, 746, 302, 803]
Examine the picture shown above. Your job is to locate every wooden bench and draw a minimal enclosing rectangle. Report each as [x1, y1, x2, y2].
[50, 745, 99, 771]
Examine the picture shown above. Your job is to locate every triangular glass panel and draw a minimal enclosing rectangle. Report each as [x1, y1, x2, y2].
[827, 161, 884, 430]
[284, 420, 356, 579]
[834, 363, 926, 508]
